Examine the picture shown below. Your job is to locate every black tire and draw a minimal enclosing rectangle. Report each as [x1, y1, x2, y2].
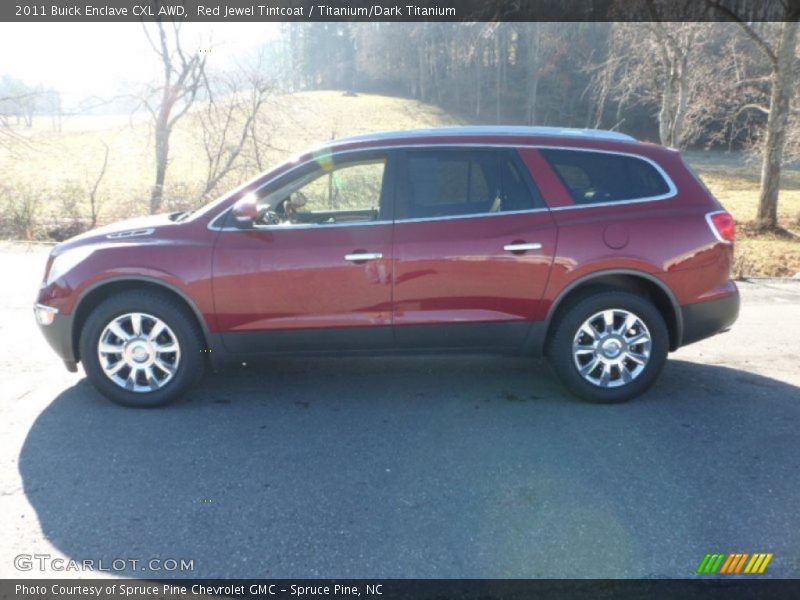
[546, 288, 669, 404]
[78, 290, 206, 407]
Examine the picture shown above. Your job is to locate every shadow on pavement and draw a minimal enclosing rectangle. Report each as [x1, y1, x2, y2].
[18, 357, 800, 578]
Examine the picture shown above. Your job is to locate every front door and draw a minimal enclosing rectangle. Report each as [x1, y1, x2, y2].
[392, 147, 557, 349]
[212, 151, 395, 353]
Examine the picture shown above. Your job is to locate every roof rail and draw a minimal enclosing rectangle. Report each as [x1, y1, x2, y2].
[338, 126, 636, 143]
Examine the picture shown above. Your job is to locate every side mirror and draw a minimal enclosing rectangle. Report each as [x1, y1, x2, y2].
[231, 194, 258, 227]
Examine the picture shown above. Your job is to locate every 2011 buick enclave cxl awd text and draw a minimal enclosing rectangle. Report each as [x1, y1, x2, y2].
[34, 127, 739, 407]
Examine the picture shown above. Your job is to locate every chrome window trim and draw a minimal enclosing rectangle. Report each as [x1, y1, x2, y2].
[208, 207, 550, 232]
[207, 142, 678, 232]
[549, 195, 674, 211]
[392, 207, 549, 225]
[213, 217, 393, 232]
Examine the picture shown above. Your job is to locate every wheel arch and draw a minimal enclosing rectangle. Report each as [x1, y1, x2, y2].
[544, 269, 683, 352]
[71, 276, 213, 363]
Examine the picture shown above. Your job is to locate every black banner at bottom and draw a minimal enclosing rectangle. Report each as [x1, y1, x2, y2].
[3, 579, 800, 600]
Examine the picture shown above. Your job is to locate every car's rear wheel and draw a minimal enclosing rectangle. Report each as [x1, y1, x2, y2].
[79, 291, 206, 407]
[547, 289, 669, 403]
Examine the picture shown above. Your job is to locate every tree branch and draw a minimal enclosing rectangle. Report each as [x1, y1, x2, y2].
[705, 1, 778, 65]
[735, 103, 771, 117]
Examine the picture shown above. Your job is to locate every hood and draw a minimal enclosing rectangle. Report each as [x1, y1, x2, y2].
[52, 213, 179, 255]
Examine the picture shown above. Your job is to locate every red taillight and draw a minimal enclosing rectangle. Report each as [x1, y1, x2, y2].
[706, 211, 735, 243]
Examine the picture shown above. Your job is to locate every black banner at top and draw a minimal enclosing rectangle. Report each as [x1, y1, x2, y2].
[2, 0, 798, 22]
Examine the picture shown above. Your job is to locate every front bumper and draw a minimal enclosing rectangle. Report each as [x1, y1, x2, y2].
[35, 305, 78, 372]
[679, 289, 740, 347]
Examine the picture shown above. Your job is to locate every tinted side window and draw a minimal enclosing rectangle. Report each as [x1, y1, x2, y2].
[256, 153, 390, 226]
[502, 154, 542, 211]
[539, 149, 671, 205]
[403, 149, 540, 219]
[291, 161, 385, 213]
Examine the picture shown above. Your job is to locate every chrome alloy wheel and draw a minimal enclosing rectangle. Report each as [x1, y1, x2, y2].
[97, 312, 181, 393]
[571, 309, 652, 388]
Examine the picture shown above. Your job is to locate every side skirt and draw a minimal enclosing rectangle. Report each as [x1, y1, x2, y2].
[215, 321, 546, 363]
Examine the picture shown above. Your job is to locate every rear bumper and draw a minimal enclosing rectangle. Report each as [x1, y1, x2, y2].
[679, 288, 740, 347]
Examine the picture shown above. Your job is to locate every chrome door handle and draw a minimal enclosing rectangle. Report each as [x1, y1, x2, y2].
[345, 252, 383, 262]
[503, 242, 542, 252]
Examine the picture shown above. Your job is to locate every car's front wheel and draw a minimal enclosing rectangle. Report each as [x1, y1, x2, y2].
[547, 289, 669, 403]
[79, 290, 206, 407]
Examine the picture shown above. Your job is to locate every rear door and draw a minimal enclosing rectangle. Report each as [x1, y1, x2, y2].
[392, 147, 557, 349]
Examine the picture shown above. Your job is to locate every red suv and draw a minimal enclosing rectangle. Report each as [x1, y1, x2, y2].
[34, 127, 739, 407]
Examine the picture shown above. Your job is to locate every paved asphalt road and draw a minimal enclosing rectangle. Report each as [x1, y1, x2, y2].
[1, 242, 799, 579]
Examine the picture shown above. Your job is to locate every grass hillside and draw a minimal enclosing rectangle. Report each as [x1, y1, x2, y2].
[0, 90, 798, 276]
[0, 91, 463, 227]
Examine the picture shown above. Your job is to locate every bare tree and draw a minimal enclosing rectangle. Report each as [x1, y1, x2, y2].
[0, 86, 39, 128]
[647, 22, 700, 147]
[199, 61, 275, 198]
[524, 23, 543, 125]
[140, 20, 207, 214]
[588, 36, 619, 130]
[0, 89, 42, 149]
[88, 142, 110, 228]
[708, 1, 800, 231]
[592, 22, 711, 147]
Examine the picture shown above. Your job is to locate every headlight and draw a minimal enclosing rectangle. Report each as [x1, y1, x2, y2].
[45, 246, 95, 286]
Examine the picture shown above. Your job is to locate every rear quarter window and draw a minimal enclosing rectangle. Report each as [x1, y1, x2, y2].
[539, 148, 672, 205]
